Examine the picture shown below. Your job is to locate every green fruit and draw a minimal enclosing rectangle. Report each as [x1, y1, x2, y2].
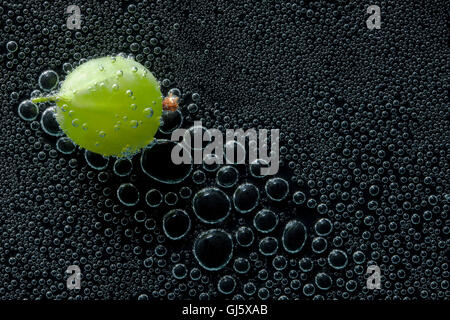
[32, 55, 163, 157]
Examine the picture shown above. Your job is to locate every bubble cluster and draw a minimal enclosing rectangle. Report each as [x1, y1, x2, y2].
[3, 0, 448, 301]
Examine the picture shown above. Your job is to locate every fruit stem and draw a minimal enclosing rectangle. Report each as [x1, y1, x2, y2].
[31, 95, 58, 104]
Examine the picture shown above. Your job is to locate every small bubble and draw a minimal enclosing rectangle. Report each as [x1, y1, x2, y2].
[117, 183, 140, 206]
[130, 120, 138, 128]
[6, 40, 18, 52]
[41, 107, 63, 136]
[56, 137, 76, 154]
[38, 70, 59, 91]
[18, 100, 38, 121]
[143, 107, 154, 118]
[71, 119, 80, 127]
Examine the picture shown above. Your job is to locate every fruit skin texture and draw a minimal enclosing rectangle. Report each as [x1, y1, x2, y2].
[33, 55, 163, 157]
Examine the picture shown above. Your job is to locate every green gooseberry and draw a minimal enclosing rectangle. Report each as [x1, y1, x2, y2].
[32, 55, 163, 157]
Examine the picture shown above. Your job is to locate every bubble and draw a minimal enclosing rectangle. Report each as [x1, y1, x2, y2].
[346, 280, 358, 292]
[253, 209, 278, 233]
[85, 150, 109, 170]
[233, 183, 259, 213]
[168, 88, 181, 97]
[218, 275, 236, 295]
[144, 218, 156, 231]
[307, 199, 317, 209]
[216, 166, 239, 188]
[41, 107, 63, 136]
[311, 237, 327, 254]
[154, 244, 167, 257]
[143, 107, 154, 118]
[138, 294, 149, 300]
[18, 100, 39, 121]
[203, 154, 221, 172]
[38, 70, 59, 91]
[193, 229, 233, 271]
[172, 263, 188, 279]
[258, 288, 270, 300]
[315, 273, 332, 290]
[250, 159, 269, 178]
[190, 268, 202, 281]
[56, 137, 76, 154]
[143, 257, 154, 268]
[265, 178, 289, 201]
[299, 257, 314, 272]
[272, 255, 288, 271]
[353, 251, 366, 265]
[233, 257, 250, 274]
[428, 195, 438, 206]
[62, 62, 73, 73]
[282, 220, 307, 253]
[317, 203, 328, 215]
[117, 183, 139, 206]
[369, 185, 380, 196]
[159, 109, 183, 134]
[258, 269, 269, 281]
[192, 187, 231, 224]
[192, 170, 206, 184]
[145, 189, 163, 208]
[129, 120, 139, 129]
[187, 103, 198, 113]
[6, 40, 18, 53]
[259, 237, 278, 256]
[141, 140, 192, 184]
[290, 279, 301, 291]
[293, 191, 306, 205]
[134, 210, 146, 223]
[192, 92, 200, 102]
[235, 226, 254, 247]
[328, 249, 348, 270]
[113, 158, 133, 176]
[314, 218, 333, 236]
[303, 283, 315, 296]
[163, 209, 191, 240]
[164, 192, 178, 205]
[179, 186, 192, 199]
